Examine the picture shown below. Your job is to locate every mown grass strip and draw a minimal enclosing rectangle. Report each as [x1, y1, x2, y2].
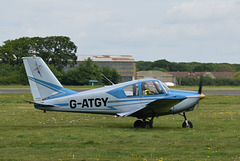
[0, 93, 240, 160]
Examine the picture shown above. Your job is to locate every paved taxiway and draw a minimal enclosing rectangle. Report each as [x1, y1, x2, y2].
[1, 89, 240, 95]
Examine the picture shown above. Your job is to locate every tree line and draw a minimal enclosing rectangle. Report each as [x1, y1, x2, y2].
[0, 36, 120, 85]
[137, 59, 240, 86]
[1, 36, 240, 86]
[137, 59, 240, 72]
[177, 77, 240, 86]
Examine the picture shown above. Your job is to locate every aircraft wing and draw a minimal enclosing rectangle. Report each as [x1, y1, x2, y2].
[117, 97, 186, 118]
[117, 108, 145, 117]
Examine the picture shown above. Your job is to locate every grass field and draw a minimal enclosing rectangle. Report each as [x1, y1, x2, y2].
[0, 93, 240, 160]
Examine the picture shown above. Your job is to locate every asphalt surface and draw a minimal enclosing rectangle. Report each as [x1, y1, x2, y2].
[0, 89, 84, 93]
[1, 89, 240, 95]
[203, 90, 240, 95]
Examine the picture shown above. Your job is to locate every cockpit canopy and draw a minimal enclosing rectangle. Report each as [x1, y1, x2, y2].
[122, 80, 169, 97]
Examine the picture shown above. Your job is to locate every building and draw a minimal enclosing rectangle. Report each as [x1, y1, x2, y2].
[167, 72, 237, 79]
[137, 70, 177, 85]
[76, 55, 136, 82]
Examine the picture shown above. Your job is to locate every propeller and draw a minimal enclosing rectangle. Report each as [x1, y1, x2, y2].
[198, 76, 203, 94]
[198, 76, 205, 100]
[197, 76, 205, 110]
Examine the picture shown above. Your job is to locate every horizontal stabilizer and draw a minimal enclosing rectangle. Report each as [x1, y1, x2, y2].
[25, 100, 56, 107]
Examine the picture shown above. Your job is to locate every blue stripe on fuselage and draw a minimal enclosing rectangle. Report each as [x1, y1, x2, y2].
[28, 76, 77, 100]
[169, 89, 199, 97]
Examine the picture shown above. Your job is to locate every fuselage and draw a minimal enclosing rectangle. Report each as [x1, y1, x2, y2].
[34, 78, 202, 117]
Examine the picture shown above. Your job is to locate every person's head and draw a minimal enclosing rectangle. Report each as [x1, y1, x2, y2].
[145, 84, 149, 90]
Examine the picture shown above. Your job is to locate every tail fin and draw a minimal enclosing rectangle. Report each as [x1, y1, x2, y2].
[23, 55, 77, 101]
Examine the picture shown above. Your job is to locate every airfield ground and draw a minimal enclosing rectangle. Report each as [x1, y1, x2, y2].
[0, 88, 240, 160]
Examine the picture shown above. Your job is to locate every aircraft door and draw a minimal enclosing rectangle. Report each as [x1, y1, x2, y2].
[123, 83, 141, 107]
[140, 81, 165, 107]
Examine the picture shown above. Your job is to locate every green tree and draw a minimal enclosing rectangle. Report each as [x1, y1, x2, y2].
[0, 37, 32, 65]
[192, 63, 215, 72]
[177, 77, 199, 86]
[232, 71, 240, 81]
[31, 36, 77, 70]
[0, 63, 28, 85]
[152, 67, 166, 72]
[215, 64, 235, 72]
[62, 58, 121, 85]
[0, 36, 77, 69]
[63, 58, 102, 85]
[152, 59, 171, 71]
[101, 66, 120, 85]
[137, 61, 153, 71]
[48, 64, 65, 83]
[137, 60, 240, 73]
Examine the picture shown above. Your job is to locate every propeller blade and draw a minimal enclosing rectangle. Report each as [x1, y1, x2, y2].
[198, 76, 203, 94]
[197, 76, 205, 111]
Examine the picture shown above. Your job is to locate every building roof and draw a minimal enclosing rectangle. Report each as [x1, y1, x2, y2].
[167, 72, 190, 77]
[137, 71, 173, 77]
[76, 55, 135, 62]
[204, 72, 236, 78]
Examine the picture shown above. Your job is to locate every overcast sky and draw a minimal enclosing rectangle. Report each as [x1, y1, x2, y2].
[1, 0, 240, 63]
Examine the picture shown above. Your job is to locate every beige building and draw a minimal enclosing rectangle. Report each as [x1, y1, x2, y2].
[76, 55, 136, 82]
[137, 70, 177, 85]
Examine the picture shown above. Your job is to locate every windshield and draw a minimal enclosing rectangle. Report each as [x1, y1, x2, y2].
[141, 81, 165, 96]
[161, 82, 170, 93]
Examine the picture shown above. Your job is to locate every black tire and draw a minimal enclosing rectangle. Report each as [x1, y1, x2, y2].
[182, 120, 193, 128]
[143, 122, 153, 129]
[134, 120, 143, 128]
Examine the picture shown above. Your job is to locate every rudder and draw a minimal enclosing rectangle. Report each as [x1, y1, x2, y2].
[23, 55, 77, 101]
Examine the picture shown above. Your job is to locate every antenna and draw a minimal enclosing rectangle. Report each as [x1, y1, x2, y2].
[101, 74, 115, 85]
[33, 52, 36, 58]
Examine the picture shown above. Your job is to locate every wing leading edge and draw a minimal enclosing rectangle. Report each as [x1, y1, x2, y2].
[131, 99, 184, 118]
[117, 96, 186, 118]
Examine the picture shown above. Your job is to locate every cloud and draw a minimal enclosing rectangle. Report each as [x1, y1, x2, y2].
[1, 0, 240, 63]
[161, 1, 240, 46]
[167, 1, 240, 23]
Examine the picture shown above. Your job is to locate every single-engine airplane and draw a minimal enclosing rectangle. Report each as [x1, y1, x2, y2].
[23, 54, 205, 128]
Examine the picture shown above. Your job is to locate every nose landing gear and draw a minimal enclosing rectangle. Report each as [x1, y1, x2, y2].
[180, 112, 193, 128]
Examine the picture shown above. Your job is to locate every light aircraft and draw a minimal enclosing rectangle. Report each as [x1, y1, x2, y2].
[23, 54, 205, 128]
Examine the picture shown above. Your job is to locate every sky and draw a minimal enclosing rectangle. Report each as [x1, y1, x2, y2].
[1, 0, 240, 63]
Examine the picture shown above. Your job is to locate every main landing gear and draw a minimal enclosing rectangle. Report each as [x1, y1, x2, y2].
[134, 117, 154, 129]
[134, 112, 193, 129]
[179, 112, 193, 128]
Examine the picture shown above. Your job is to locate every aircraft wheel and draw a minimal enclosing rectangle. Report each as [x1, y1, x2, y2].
[134, 120, 143, 128]
[143, 122, 153, 129]
[182, 120, 193, 128]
